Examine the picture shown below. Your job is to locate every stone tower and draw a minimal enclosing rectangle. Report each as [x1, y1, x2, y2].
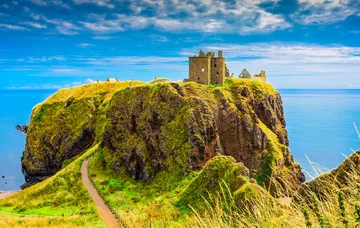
[189, 50, 226, 85]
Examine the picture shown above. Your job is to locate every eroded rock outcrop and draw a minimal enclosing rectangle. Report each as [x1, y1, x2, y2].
[101, 80, 304, 195]
[16, 125, 28, 134]
[22, 79, 304, 195]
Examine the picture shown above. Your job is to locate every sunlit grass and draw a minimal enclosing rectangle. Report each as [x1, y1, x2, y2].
[0, 145, 104, 227]
[88, 149, 197, 227]
[184, 150, 360, 228]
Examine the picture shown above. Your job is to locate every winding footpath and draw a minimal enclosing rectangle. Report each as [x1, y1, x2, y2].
[81, 159, 122, 228]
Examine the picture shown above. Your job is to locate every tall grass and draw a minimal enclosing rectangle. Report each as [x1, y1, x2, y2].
[184, 151, 360, 228]
[0, 145, 104, 227]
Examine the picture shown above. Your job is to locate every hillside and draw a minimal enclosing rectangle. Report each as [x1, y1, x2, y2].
[0, 78, 307, 227]
[0, 145, 104, 227]
[22, 78, 304, 195]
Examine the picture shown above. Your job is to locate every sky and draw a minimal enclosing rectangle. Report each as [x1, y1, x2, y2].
[0, 0, 359, 89]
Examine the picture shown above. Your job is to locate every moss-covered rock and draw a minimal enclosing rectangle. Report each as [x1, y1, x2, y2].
[21, 82, 146, 188]
[233, 182, 274, 209]
[175, 156, 249, 211]
[22, 79, 304, 196]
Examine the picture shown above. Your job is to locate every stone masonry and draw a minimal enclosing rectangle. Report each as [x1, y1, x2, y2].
[188, 50, 266, 85]
[189, 50, 226, 85]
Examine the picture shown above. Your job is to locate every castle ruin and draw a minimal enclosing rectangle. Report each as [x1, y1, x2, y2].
[188, 50, 226, 85]
[188, 50, 266, 85]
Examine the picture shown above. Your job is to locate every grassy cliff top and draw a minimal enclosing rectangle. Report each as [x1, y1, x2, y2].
[43, 80, 147, 105]
[39, 78, 277, 105]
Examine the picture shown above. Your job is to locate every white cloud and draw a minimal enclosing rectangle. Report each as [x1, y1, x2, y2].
[148, 34, 169, 43]
[293, 0, 360, 24]
[42, 17, 81, 35]
[78, 0, 290, 34]
[30, 13, 81, 36]
[92, 36, 118, 40]
[72, 0, 114, 9]
[77, 43, 94, 48]
[29, 14, 80, 35]
[81, 20, 124, 33]
[0, 24, 29, 31]
[80, 56, 185, 65]
[72, 81, 82, 86]
[52, 0, 71, 8]
[21, 22, 47, 29]
[17, 56, 66, 63]
[30, 0, 47, 6]
[241, 11, 291, 34]
[51, 69, 80, 73]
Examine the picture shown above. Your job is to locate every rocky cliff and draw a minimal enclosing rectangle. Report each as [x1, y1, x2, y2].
[21, 79, 304, 194]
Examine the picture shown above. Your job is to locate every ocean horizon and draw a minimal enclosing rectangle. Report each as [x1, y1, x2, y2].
[1, 88, 360, 191]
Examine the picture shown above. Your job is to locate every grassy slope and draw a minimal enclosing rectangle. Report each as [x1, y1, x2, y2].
[0, 79, 291, 227]
[186, 152, 360, 228]
[86, 79, 288, 227]
[89, 149, 197, 227]
[0, 145, 104, 227]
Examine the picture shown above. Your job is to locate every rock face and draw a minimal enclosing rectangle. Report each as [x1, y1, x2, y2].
[21, 79, 304, 195]
[16, 125, 28, 134]
[21, 82, 145, 189]
[176, 156, 250, 210]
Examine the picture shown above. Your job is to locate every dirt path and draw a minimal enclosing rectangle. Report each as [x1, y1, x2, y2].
[81, 159, 122, 228]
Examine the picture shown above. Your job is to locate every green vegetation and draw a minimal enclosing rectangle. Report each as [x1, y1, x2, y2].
[1, 79, 305, 227]
[0, 145, 104, 227]
[185, 152, 360, 228]
[175, 156, 250, 212]
[149, 78, 171, 84]
[33, 104, 49, 122]
[88, 148, 197, 227]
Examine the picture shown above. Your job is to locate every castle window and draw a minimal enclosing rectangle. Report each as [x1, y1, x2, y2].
[198, 77, 200, 81]
[217, 72, 219, 76]
[201, 67, 204, 72]
[215, 64, 217, 68]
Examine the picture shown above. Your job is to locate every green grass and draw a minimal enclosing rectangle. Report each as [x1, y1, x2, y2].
[0, 79, 288, 227]
[88, 149, 198, 227]
[33, 103, 49, 122]
[0, 145, 105, 227]
[185, 151, 360, 228]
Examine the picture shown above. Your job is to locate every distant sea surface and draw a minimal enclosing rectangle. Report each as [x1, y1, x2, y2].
[1, 89, 360, 191]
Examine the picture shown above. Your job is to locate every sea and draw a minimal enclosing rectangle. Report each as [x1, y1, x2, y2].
[1, 89, 360, 191]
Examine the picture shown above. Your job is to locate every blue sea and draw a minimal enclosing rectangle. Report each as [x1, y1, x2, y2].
[1, 89, 360, 191]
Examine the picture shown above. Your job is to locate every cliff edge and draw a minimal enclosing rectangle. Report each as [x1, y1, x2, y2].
[21, 79, 304, 195]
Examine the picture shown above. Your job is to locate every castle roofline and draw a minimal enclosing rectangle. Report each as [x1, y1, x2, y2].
[190, 49, 224, 58]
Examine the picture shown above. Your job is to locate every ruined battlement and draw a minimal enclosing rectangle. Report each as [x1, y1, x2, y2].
[253, 70, 266, 83]
[188, 50, 226, 85]
[188, 50, 266, 85]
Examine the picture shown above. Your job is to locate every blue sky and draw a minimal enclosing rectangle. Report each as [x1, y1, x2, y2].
[0, 0, 359, 89]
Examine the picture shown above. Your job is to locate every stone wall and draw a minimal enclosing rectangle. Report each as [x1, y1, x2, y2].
[189, 57, 211, 85]
[210, 57, 226, 84]
[253, 70, 266, 83]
